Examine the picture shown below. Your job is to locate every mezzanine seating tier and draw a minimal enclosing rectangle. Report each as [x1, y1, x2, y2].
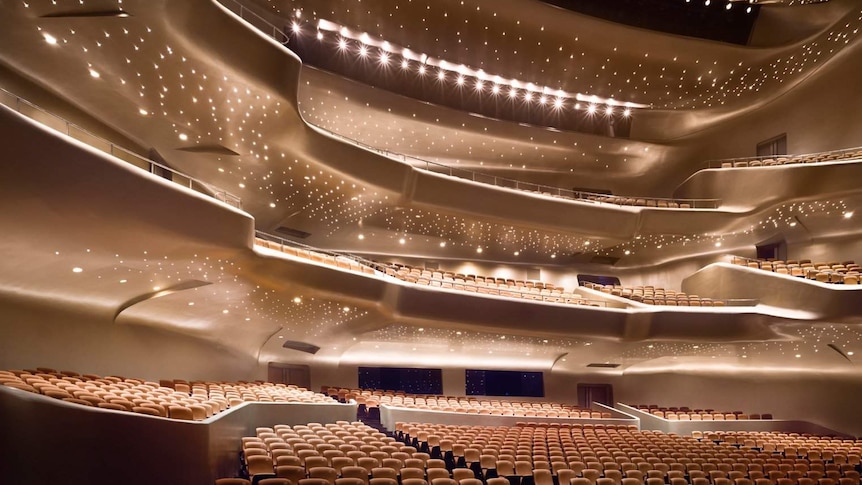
[328, 388, 603, 419]
[254, 236, 606, 309]
[0, 367, 334, 421]
[630, 404, 774, 422]
[730, 257, 861, 285]
[581, 283, 725, 307]
[381, 263, 603, 308]
[716, 149, 862, 169]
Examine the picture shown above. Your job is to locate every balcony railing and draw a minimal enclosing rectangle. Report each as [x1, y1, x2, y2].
[0, 87, 242, 210]
[219, 0, 721, 211]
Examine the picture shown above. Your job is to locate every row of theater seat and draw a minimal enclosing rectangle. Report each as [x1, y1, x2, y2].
[227, 421, 463, 485]
[0, 367, 334, 420]
[380, 264, 604, 308]
[581, 283, 728, 307]
[730, 258, 861, 285]
[694, 431, 862, 463]
[631, 405, 773, 421]
[254, 239, 604, 308]
[333, 388, 606, 418]
[583, 195, 693, 209]
[523, 188, 700, 209]
[256, 237, 379, 275]
[718, 149, 862, 169]
[398, 422, 862, 485]
[217, 418, 862, 485]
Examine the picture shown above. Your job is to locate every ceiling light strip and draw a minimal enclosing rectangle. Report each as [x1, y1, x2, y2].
[315, 19, 650, 110]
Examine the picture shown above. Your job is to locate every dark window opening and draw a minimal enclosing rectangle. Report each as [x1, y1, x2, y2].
[466, 369, 544, 397]
[358, 367, 443, 395]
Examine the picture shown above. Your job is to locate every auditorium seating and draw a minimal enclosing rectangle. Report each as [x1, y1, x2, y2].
[397, 423, 862, 485]
[381, 263, 605, 307]
[255, 240, 607, 308]
[580, 282, 729, 307]
[0, 368, 334, 420]
[731, 257, 862, 285]
[332, 388, 609, 419]
[524, 188, 699, 209]
[582, 194, 693, 209]
[222, 421, 399, 483]
[695, 430, 862, 466]
[629, 404, 774, 421]
[256, 236, 380, 276]
[716, 147, 862, 169]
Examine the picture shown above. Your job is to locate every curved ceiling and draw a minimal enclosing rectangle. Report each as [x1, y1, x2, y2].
[247, 0, 861, 116]
[0, 0, 861, 376]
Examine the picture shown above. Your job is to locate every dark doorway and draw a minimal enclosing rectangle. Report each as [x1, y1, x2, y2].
[757, 134, 787, 157]
[267, 363, 311, 389]
[756, 240, 787, 261]
[577, 383, 613, 408]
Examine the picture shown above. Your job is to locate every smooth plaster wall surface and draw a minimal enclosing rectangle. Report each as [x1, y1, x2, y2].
[677, 35, 862, 166]
[0, 296, 260, 383]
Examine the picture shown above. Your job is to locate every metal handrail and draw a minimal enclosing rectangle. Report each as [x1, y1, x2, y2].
[254, 231, 608, 307]
[255, 230, 388, 272]
[217, 0, 290, 44]
[0, 87, 242, 210]
[219, 0, 721, 210]
[706, 145, 862, 169]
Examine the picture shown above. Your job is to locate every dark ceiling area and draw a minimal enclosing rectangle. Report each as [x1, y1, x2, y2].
[539, 0, 762, 45]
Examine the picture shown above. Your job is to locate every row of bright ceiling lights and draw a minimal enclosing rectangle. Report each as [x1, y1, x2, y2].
[684, 0, 757, 12]
[292, 18, 646, 115]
